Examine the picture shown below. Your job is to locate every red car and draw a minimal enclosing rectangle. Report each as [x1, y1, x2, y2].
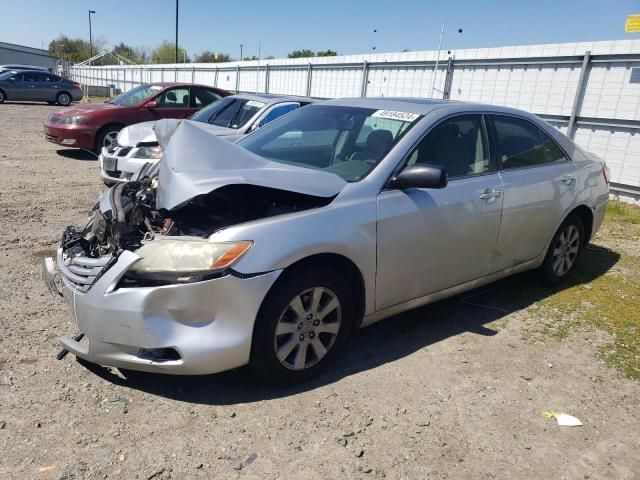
[44, 83, 230, 152]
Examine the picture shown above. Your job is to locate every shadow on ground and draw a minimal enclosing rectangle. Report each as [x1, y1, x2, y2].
[78, 243, 620, 405]
[55, 149, 97, 161]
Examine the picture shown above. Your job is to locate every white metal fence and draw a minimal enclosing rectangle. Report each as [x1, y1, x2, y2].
[70, 40, 640, 197]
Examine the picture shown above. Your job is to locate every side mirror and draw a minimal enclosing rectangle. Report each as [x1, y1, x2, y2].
[144, 101, 158, 109]
[388, 164, 448, 190]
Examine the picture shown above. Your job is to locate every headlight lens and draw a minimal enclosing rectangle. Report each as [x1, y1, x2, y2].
[60, 115, 87, 125]
[129, 239, 253, 274]
[133, 146, 163, 159]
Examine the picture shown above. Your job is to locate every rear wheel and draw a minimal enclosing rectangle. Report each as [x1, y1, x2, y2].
[95, 125, 122, 153]
[250, 269, 353, 386]
[540, 215, 585, 285]
[56, 92, 72, 106]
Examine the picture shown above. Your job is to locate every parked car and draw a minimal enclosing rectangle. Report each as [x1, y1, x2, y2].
[0, 70, 82, 106]
[43, 98, 609, 385]
[99, 94, 316, 184]
[43, 83, 230, 153]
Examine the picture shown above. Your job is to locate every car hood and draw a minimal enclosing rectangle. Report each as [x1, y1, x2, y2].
[117, 119, 239, 147]
[54, 102, 122, 117]
[155, 119, 347, 211]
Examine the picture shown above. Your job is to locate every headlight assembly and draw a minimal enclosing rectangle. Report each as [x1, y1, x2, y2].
[60, 115, 87, 125]
[133, 146, 163, 160]
[126, 239, 253, 283]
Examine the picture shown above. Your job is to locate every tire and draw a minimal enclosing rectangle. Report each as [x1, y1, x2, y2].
[95, 125, 122, 154]
[56, 92, 72, 106]
[540, 214, 585, 286]
[250, 268, 354, 386]
[0, 90, 5, 104]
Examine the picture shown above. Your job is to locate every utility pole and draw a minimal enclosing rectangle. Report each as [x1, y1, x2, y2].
[88, 10, 96, 59]
[175, 0, 179, 64]
[240, 44, 244, 60]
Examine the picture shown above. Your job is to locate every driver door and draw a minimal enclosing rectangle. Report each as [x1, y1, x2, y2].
[375, 114, 504, 310]
[138, 87, 193, 121]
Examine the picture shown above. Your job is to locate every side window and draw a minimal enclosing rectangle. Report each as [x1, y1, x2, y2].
[541, 130, 568, 163]
[156, 88, 190, 108]
[492, 116, 547, 169]
[34, 72, 52, 82]
[190, 87, 221, 108]
[406, 115, 490, 178]
[9, 73, 23, 82]
[21, 71, 35, 82]
[258, 103, 299, 128]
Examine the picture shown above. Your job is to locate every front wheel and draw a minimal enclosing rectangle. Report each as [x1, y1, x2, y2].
[0, 90, 5, 103]
[95, 126, 122, 153]
[250, 269, 353, 386]
[540, 215, 585, 286]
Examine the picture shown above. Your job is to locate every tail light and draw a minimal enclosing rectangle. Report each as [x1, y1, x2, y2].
[73, 82, 81, 88]
[602, 163, 610, 184]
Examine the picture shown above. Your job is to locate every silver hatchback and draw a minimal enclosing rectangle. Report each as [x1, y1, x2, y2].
[43, 98, 609, 385]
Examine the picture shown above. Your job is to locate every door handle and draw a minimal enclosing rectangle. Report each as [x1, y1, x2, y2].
[479, 189, 502, 201]
[28, 85, 36, 88]
[560, 174, 576, 185]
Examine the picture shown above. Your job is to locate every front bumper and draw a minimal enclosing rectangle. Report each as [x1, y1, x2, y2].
[43, 123, 96, 150]
[43, 250, 281, 375]
[98, 146, 158, 184]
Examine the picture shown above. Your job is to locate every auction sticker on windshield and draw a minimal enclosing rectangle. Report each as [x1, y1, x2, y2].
[372, 110, 420, 122]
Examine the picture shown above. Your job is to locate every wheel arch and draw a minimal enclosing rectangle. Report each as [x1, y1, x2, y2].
[0, 88, 7, 100]
[261, 253, 367, 329]
[568, 204, 594, 243]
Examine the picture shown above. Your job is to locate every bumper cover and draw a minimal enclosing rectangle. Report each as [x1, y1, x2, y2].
[45, 250, 281, 375]
[43, 123, 95, 150]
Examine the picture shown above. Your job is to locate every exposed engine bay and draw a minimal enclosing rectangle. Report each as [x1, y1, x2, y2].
[62, 177, 335, 259]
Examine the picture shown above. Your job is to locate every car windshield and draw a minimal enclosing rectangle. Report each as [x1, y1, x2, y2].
[110, 85, 163, 106]
[238, 104, 421, 182]
[190, 97, 265, 129]
[0, 71, 16, 79]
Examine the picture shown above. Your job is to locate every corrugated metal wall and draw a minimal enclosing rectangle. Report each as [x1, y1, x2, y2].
[70, 39, 640, 194]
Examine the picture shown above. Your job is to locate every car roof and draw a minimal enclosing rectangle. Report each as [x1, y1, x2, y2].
[227, 93, 317, 105]
[318, 97, 534, 118]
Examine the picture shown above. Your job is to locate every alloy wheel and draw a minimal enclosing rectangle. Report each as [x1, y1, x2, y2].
[58, 93, 71, 106]
[552, 224, 580, 276]
[102, 131, 119, 150]
[274, 287, 342, 370]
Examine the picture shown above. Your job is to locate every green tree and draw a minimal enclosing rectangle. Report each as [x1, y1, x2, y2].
[111, 42, 147, 64]
[49, 35, 95, 63]
[287, 49, 315, 58]
[316, 49, 337, 57]
[243, 55, 259, 61]
[193, 51, 231, 63]
[151, 41, 189, 64]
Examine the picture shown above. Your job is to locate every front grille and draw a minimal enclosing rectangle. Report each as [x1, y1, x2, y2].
[57, 249, 113, 292]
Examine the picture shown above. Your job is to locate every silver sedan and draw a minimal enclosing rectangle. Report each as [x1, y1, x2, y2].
[43, 98, 609, 385]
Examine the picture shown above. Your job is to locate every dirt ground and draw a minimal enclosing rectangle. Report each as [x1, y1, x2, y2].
[0, 102, 639, 480]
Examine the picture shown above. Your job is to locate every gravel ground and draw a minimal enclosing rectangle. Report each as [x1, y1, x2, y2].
[0, 102, 639, 480]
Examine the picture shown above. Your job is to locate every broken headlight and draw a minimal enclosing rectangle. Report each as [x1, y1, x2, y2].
[133, 146, 163, 160]
[127, 239, 253, 281]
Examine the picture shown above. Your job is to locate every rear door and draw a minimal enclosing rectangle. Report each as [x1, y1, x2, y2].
[33, 72, 59, 101]
[376, 114, 504, 309]
[488, 114, 577, 273]
[189, 87, 222, 113]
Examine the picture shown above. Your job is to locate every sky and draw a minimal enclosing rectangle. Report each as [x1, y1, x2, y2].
[3, 0, 640, 59]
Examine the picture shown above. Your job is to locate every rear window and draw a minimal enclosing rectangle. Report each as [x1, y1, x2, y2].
[190, 97, 265, 129]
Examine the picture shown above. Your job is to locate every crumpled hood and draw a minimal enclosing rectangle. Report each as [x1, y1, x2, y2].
[117, 120, 171, 146]
[156, 120, 347, 211]
[118, 119, 237, 147]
